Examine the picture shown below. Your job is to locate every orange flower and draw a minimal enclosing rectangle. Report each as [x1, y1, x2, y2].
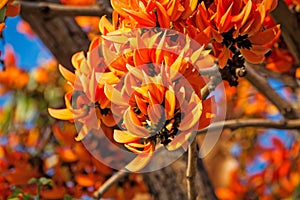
[0, 46, 29, 94]
[16, 20, 35, 39]
[49, 38, 120, 140]
[0, 23, 5, 33]
[194, 0, 280, 67]
[50, 26, 215, 171]
[109, 0, 198, 29]
[100, 29, 215, 171]
[5, 0, 20, 17]
[296, 68, 300, 79]
[0, 0, 20, 17]
[266, 45, 295, 72]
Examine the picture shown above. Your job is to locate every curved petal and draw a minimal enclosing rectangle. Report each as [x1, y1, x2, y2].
[59, 65, 75, 84]
[125, 142, 155, 172]
[114, 130, 140, 143]
[124, 108, 150, 137]
[48, 108, 75, 120]
[164, 87, 176, 120]
[167, 131, 192, 151]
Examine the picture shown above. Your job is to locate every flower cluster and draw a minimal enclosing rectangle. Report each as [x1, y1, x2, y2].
[50, 0, 280, 171]
[0, 46, 29, 94]
[216, 137, 300, 200]
[101, 0, 280, 67]
[49, 27, 216, 171]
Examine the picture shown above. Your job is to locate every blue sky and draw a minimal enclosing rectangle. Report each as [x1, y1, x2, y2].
[1, 16, 53, 71]
[0, 16, 53, 106]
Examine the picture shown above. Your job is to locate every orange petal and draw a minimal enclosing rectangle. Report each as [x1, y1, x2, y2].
[164, 87, 176, 120]
[219, 3, 233, 33]
[215, 188, 236, 199]
[155, 1, 170, 28]
[124, 108, 150, 137]
[99, 15, 114, 35]
[125, 142, 154, 171]
[101, 112, 118, 127]
[240, 48, 265, 64]
[104, 83, 128, 106]
[147, 104, 164, 125]
[48, 108, 75, 120]
[167, 131, 192, 151]
[71, 51, 85, 70]
[249, 25, 281, 45]
[135, 94, 148, 115]
[181, 0, 197, 19]
[6, 4, 20, 17]
[179, 94, 202, 131]
[75, 174, 95, 187]
[218, 46, 230, 68]
[114, 130, 140, 143]
[0, 0, 8, 9]
[59, 64, 75, 83]
[198, 97, 215, 129]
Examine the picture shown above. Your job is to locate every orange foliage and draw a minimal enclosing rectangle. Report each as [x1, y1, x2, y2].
[0, 46, 29, 94]
[16, 20, 36, 39]
[296, 68, 300, 79]
[216, 138, 300, 199]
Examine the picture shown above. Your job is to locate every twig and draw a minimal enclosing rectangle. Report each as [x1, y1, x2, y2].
[199, 63, 219, 76]
[245, 63, 299, 119]
[15, 0, 113, 18]
[249, 64, 298, 89]
[93, 170, 128, 200]
[186, 76, 222, 200]
[186, 140, 198, 200]
[196, 118, 300, 135]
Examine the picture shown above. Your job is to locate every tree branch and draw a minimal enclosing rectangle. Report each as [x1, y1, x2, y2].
[93, 170, 128, 199]
[245, 63, 299, 119]
[186, 140, 197, 200]
[15, 0, 112, 18]
[196, 158, 218, 200]
[185, 76, 221, 200]
[249, 64, 299, 90]
[196, 118, 300, 135]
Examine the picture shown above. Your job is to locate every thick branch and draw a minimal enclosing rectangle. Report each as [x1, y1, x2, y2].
[15, 1, 112, 18]
[245, 63, 299, 119]
[143, 161, 188, 200]
[196, 118, 300, 135]
[271, 0, 300, 63]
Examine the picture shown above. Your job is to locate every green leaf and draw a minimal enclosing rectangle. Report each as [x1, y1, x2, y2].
[28, 177, 38, 184]
[39, 177, 53, 186]
[23, 193, 33, 200]
[0, 7, 6, 23]
[293, 183, 300, 200]
[7, 188, 22, 199]
[7, 198, 19, 200]
[64, 195, 73, 200]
